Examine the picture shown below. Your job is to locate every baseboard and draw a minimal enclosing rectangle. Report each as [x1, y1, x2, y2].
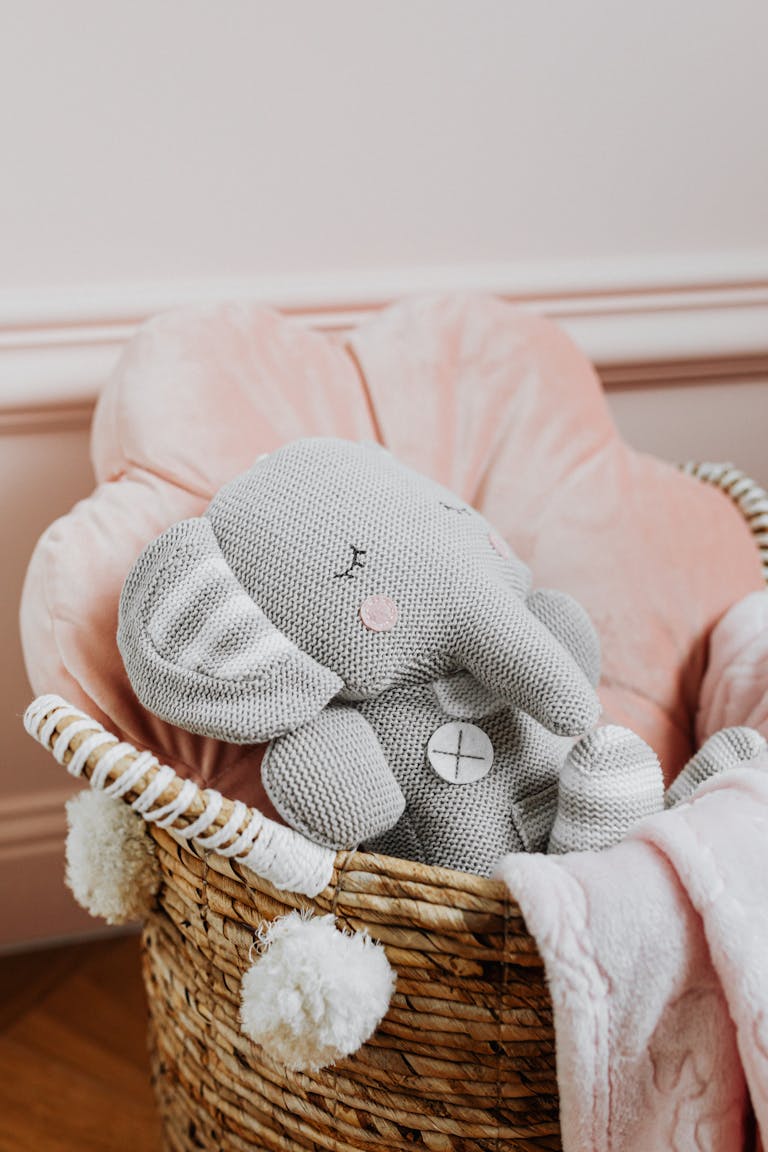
[0, 787, 74, 861]
[0, 787, 105, 950]
[2, 254, 768, 430]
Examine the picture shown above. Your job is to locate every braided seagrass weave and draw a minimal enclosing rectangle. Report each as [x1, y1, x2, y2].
[23, 463, 768, 1152]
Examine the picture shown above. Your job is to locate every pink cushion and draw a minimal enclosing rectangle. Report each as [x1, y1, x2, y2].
[20, 296, 765, 806]
[697, 590, 768, 741]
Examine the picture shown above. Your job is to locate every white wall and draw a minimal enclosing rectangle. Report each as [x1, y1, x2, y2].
[2, 0, 768, 290]
[2, 0, 768, 949]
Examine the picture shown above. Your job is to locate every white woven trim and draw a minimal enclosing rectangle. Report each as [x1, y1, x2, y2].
[23, 696, 112, 778]
[684, 461, 768, 584]
[90, 742, 136, 789]
[41, 705, 85, 748]
[64, 730, 116, 777]
[220, 812, 263, 858]
[238, 821, 335, 894]
[131, 764, 176, 814]
[103, 750, 157, 798]
[51, 718, 97, 764]
[144, 778, 198, 828]
[23, 695, 336, 899]
[23, 694, 74, 739]
[194, 800, 248, 850]
[182, 789, 224, 839]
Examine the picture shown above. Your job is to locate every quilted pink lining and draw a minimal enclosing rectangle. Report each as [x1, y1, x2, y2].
[20, 296, 765, 810]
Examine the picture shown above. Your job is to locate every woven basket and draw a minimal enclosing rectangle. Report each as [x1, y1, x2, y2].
[23, 462, 768, 1152]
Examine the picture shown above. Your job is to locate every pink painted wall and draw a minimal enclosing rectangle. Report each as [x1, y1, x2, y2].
[610, 381, 768, 484]
[0, 423, 97, 948]
[1, 0, 768, 289]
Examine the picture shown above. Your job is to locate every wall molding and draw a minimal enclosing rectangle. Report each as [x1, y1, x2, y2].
[2, 255, 768, 430]
[0, 785, 118, 952]
[0, 786, 75, 864]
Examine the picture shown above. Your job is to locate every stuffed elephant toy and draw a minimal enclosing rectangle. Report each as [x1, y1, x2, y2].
[117, 438, 645, 875]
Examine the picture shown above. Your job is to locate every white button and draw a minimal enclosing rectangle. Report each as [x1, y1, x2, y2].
[427, 722, 494, 785]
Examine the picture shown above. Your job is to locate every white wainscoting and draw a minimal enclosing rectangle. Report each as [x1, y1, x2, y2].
[3, 253, 768, 417]
[3, 261, 768, 950]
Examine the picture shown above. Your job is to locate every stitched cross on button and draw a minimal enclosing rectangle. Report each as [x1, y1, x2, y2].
[427, 722, 494, 785]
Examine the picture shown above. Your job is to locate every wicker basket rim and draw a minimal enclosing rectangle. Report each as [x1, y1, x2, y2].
[24, 698, 512, 903]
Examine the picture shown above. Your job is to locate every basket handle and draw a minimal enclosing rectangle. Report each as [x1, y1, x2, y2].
[24, 695, 335, 898]
[682, 461, 768, 584]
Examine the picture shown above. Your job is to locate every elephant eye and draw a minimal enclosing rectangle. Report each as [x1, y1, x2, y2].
[334, 545, 367, 580]
[440, 502, 470, 515]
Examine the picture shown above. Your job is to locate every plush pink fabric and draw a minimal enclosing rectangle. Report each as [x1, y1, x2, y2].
[698, 589, 768, 743]
[497, 761, 768, 1151]
[21, 295, 765, 805]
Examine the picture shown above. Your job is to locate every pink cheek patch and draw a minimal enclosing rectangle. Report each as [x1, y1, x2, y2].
[489, 531, 511, 558]
[360, 594, 399, 633]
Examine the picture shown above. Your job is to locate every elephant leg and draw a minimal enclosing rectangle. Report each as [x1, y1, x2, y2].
[665, 727, 767, 809]
[262, 703, 405, 850]
[548, 725, 664, 854]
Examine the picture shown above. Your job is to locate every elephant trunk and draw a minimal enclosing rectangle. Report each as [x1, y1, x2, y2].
[454, 582, 600, 737]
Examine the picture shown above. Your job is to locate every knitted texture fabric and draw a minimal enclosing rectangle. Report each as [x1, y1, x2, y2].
[362, 684, 569, 873]
[548, 725, 665, 855]
[202, 439, 599, 737]
[118, 437, 602, 874]
[431, 672, 503, 720]
[118, 516, 343, 742]
[261, 705, 405, 849]
[664, 726, 768, 808]
[526, 588, 602, 687]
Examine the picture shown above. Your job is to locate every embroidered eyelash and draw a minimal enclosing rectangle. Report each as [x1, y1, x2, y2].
[440, 502, 470, 515]
[334, 545, 367, 579]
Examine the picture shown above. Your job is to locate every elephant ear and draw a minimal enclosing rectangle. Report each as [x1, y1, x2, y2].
[117, 517, 343, 743]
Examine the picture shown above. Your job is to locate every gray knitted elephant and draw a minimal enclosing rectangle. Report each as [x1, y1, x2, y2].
[118, 438, 645, 875]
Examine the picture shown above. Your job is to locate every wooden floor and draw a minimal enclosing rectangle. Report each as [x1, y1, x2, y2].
[0, 933, 164, 1152]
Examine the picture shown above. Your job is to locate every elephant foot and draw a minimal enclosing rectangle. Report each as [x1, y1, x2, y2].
[665, 727, 768, 809]
[548, 725, 664, 855]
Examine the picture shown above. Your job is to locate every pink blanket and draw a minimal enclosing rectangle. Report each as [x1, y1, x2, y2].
[497, 761, 768, 1152]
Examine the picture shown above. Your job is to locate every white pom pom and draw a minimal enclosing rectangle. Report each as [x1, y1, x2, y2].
[65, 790, 159, 924]
[240, 912, 395, 1071]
